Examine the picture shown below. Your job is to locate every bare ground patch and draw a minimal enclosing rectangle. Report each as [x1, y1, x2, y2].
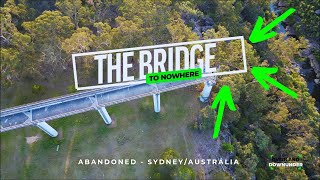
[64, 129, 77, 179]
[26, 134, 41, 145]
[191, 130, 229, 179]
[108, 115, 118, 128]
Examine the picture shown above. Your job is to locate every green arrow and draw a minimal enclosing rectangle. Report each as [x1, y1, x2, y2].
[211, 86, 236, 139]
[249, 8, 296, 43]
[251, 67, 298, 99]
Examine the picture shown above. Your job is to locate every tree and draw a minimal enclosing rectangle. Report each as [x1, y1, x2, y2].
[166, 13, 198, 43]
[285, 137, 314, 157]
[274, 167, 308, 180]
[176, 1, 203, 18]
[266, 102, 289, 124]
[194, 105, 215, 131]
[255, 168, 269, 180]
[280, 0, 320, 38]
[203, 25, 230, 39]
[22, 11, 74, 68]
[254, 128, 270, 151]
[110, 16, 146, 49]
[1, 48, 20, 86]
[222, 143, 234, 153]
[119, 0, 157, 27]
[267, 34, 308, 67]
[93, 22, 112, 50]
[207, 0, 242, 36]
[236, 142, 259, 175]
[2, 0, 32, 23]
[212, 172, 232, 180]
[203, 26, 245, 71]
[55, 0, 89, 27]
[234, 166, 251, 179]
[242, 82, 271, 123]
[119, 0, 172, 27]
[215, 74, 246, 103]
[241, 0, 271, 24]
[62, 27, 96, 75]
[286, 119, 312, 137]
[119, 0, 172, 44]
[0, 9, 36, 87]
[23, 11, 74, 43]
[151, 148, 181, 179]
[171, 165, 195, 180]
[161, 148, 180, 160]
[85, 0, 122, 23]
[62, 27, 95, 54]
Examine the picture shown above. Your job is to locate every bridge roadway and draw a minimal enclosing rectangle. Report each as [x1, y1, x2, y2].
[0, 76, 215, 133]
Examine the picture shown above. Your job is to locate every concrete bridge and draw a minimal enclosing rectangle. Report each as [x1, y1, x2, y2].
[0, 77, 216, 137]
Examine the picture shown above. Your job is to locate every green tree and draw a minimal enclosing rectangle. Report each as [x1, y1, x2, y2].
[212, 171, 232, 180]
[254, 128, 270, 151]
[94, 22, 112, 50]
[22, 11, 74, 67]
[171, 165, 195, 180]
[61, 27, 96, 74]
[119, 0, 172, 44]
[166, 13, 198, 43]
[274, 167, 308, 180]
[86, 0, 122, 23]
[280, 0, 320, 38]
[161, 148, 180, 160]
[241, 0, 271, 24]
[234, 166, 251, 179]
[242, 82, 270, 122]
[286, 119, 312, 137]
[151, 148, 181, 179]
[2, 0, 33, 23]
[0, 48, 20, 86]
[221, 143, 234, 153]
[176, 1, 203, 17]
[203, 25, 230, 39]
[194, 105, 215, 131]
[56, 0, 85, 27]
[110, 16, 146, 48]
[267, 34, 308, 67]
[0, 9, 36, 87]
[285, 137, 314, 157]
[236, 142, 259, 175]
[255, 168, 269, 180]
[266, 102, 289, 124]
[210, 0, 242, 36]
[62, 27, 95, 54]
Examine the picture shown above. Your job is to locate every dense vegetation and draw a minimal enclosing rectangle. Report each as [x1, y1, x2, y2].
[1, 0, 319, 179]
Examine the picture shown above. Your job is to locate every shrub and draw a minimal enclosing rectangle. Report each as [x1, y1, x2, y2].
[221, 143, 234, 153]
[171, 165, 195, 180]
[212, 171, 232, 180]
[192, 106, 215, 131]
[32, 84, 45, 95]
[67, 84, 77, 93]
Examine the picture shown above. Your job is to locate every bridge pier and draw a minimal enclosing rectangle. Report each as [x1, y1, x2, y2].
[97, 106, 112, 124]
[36, 122, 58, 137]
[199, 80, 216, 102]
[153, 93, 161, 112]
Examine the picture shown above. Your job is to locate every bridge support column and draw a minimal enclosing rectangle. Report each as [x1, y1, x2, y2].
[97, 106, 112, 124]
[36, 122, 58, 137]
[153, 93, 161, 113]
[200, 80, 216, 102]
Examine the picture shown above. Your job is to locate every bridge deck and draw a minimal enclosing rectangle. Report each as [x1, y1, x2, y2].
[0, 77, 215, 132]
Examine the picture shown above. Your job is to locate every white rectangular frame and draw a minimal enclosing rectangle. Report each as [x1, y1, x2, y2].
[72, 36, 247, 90]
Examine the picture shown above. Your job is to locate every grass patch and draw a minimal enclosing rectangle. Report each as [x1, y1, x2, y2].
[1, 87, 201, 179]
